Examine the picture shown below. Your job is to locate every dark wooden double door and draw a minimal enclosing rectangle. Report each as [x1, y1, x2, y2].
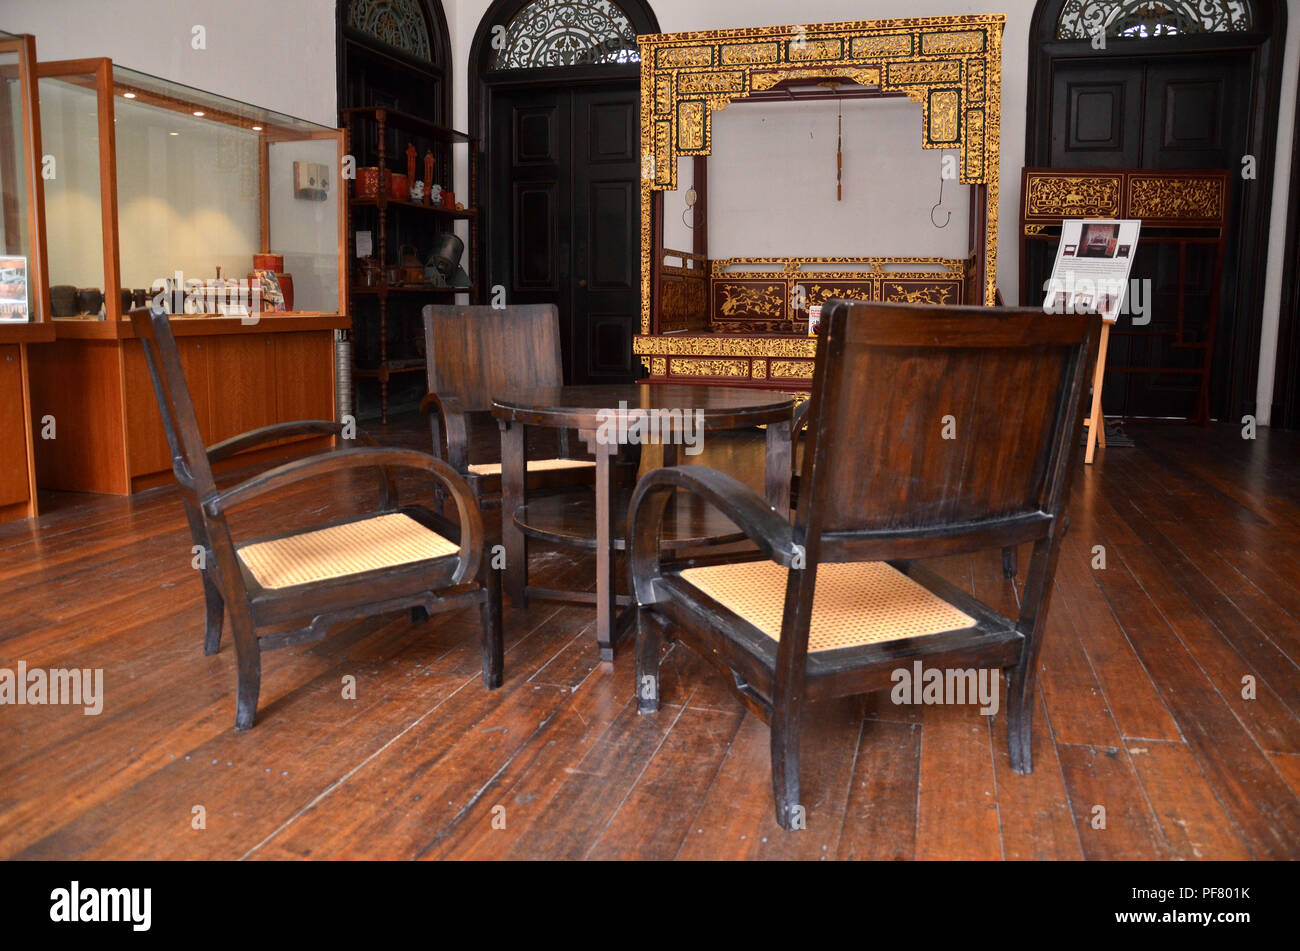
[489, 83, 640, 385]
[1045, 54, 1250, 419]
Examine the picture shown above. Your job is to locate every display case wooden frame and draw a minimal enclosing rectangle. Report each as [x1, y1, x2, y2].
[28, 58, 349, 496]
[632, 15, 1005, 386]
[0, 33, 51, 522]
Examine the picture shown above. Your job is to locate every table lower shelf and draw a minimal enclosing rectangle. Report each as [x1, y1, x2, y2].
[512, 488, 746, 551]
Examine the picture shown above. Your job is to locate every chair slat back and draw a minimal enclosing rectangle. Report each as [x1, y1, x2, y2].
[423, 304, 563, 410]
[798, 300, 1099, 560]
[127, 305, 219, 502]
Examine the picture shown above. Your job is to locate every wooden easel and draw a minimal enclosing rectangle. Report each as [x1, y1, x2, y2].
[1083, 321, 1111, 465]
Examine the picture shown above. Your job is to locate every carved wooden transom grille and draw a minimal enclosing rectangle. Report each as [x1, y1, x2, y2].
[490, 0, 641, 69]
[1056, 1, 1254, 38]
[347, 0, 434, 62]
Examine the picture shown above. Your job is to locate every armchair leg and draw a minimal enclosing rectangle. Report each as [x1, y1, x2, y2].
[231, 615, 262, 731]
[770, 707, 803, 831]
[201, 574, 224, 656]
[634, 607, 662, 715]
[1006, 660, 1035, 774]
[481, 568, 504, 689]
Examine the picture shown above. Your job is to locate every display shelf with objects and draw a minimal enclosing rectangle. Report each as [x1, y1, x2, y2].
[343, 106, 479, 422]
[0, 32, 52, 522]
[28, 57, 349, 495]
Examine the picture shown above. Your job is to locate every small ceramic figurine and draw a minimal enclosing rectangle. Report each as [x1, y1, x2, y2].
[428, 183, 442, 204]
[423, 149, 435, 203]
[410, 180, 425, 202]
[405, 143, 417, 186]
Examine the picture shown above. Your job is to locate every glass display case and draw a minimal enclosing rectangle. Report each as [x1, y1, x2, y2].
[0, 31, 49, 334]
[0, 31, 49, 525]
[38, 59, 346, 322]
[27, 57, 347, 497]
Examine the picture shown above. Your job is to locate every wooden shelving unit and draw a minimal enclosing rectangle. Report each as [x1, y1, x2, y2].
[343, 107, 480, 422]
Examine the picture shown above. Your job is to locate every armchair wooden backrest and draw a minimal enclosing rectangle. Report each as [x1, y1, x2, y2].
[798, 299, 1101, 565]
[423, 303, 563, 411]
[128, 305, 219, 504]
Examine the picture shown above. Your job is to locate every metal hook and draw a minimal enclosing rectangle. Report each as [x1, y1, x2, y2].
[930, 175, 951, 229]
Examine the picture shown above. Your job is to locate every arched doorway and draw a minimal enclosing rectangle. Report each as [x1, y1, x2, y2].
[471, 0, 661, 384]
[1026, 0, 1288, 423]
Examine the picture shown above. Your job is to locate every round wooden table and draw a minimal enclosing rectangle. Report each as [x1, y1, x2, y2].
[493, 384, 797, 660]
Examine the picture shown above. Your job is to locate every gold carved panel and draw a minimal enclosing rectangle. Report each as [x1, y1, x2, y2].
[1126, 175, 1225, 221]
[637, 15, 1005, 336]
[670, 358, 750, 378]
[1023, 173, 1123, 220]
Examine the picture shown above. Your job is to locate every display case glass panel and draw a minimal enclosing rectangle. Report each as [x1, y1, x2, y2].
[112, 66, 343, 318]
[37, 60, 345, 321]
[37, 68, 106, 315]
[0, 32, 48, 325]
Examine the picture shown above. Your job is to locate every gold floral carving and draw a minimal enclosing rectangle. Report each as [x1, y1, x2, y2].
[679, 70, 746, 94]
[928, 90, 960, 142]
[721, 42, 779, 65]
[886, 283, 955, 305]
[1024, 174, 1123, 219]
[718, 283, 783, 317]
[678, 100, 705, 150]
[850, 34, 912, 57]
[921, 31, 984, 55]
[651, 358, 667, 376]
[1127, 175, 1224, 220]
[789, 38, 844, 61]
[887, 60, 962, 86]
[751, 67, 881, 92]
[633, 334, 817, 359]
[752, 362, 768, 379]
[670, 358, 750, 378]
[771, 360, 815, 379]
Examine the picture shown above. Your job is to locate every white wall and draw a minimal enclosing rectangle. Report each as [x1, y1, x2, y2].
[703, 98, 970, 260]
[0, 0, 337, 126]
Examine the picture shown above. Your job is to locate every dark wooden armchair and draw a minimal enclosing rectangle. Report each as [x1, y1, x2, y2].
[131, 306, 502, 731]
[629, 299, 1100, 830]
[419, 303, 595, 505]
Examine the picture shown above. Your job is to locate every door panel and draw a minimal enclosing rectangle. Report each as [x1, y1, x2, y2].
[1050, 54, 1249, 419]
[489, 82, 640, 384]
[571, 87, 639, 384]
[1051, 64, 1142, 166]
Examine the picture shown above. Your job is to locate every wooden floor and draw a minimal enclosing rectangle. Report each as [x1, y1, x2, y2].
[2, 417, 1299, 860]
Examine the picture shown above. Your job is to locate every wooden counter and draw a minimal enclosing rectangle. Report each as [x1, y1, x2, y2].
[27, 314, 348, 496]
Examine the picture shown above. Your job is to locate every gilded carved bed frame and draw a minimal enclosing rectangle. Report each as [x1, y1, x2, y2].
[633, 14, 1005, 386]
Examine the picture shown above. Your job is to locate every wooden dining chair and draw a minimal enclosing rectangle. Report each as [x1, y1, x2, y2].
[629, 298, 1100, 830]
[130, 305, 502, 731]
[420, 303, 596, 506]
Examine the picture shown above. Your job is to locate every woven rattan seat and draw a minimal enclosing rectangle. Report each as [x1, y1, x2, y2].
[466, 459, 595, 476]
[238, 513, 460, 590]
[679, 560, 976, 652]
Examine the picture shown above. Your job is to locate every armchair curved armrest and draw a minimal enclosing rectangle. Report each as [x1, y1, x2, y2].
[207, 420, 343, 463]
[206, 448, 484, 585]
[420, 393, 471, 472]
[207, 421, 397, 510]
[628, 465, 796, 605]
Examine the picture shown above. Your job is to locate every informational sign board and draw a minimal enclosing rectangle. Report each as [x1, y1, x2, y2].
[0, 256, 29, 322]
[1042, 219, 1141, 323]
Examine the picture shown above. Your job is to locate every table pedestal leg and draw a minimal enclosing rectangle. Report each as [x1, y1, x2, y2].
[591, 436, 620, 662]
[500, 419, 527, 605]
[765, 418, 793, 517]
